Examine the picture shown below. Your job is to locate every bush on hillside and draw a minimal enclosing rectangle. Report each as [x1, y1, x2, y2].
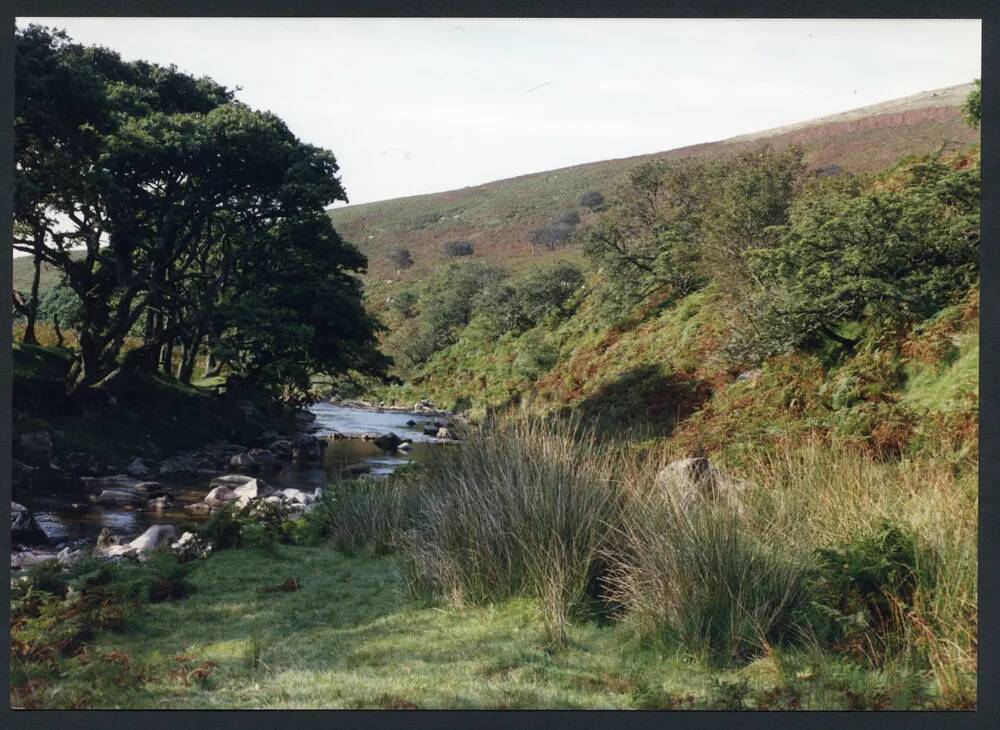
[579, 190, 605, 211]
[743, 155, 980, 362]
[529, 222, 576, 250]
[388, 246, 414, 273]
[556, 210, 581, 226]
[442, 240, 475, 257]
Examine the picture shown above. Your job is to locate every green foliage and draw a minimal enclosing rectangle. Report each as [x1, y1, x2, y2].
[962, 79, 980, 127]
[806, 522, 924, 652]
[397, 260, 507, 365]
[14, 24, 382, 396]
[742, 156, 979, 362]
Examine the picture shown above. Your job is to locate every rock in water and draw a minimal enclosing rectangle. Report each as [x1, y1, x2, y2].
[11, 502, 49, 546]
[436, 427, 458, 440]
[15, 431, 53, 465]
[204, 485, 240, 508]
[372, 433, 403, 451]
[654, 457, 747, 513]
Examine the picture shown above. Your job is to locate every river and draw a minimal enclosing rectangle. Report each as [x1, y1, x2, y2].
[15, 403, 451, 551]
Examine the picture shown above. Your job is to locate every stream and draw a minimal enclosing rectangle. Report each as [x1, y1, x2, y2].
[14, 403, 452, 551]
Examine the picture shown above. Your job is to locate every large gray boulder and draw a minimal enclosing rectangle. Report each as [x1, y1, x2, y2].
[654, 457, 748, 513]
[12, 502, 49, 546]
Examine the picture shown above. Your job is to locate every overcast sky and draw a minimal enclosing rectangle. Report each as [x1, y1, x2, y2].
[18, 17, 981, 207]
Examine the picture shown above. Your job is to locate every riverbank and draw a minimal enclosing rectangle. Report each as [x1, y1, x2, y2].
[10, 543, 955, 710]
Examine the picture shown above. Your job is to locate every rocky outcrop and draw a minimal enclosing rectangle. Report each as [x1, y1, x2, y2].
[654, 457, 748, 513]
[12, 502, 49, 546]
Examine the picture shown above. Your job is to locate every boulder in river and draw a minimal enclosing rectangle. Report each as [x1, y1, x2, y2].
[147, 495, 175, 511]
[15, 431, 53, 465]
[11, 550, 60, 570]
[204, 485, 240, 508]
[229, 452, 254, 469]
[654, 457, 748, 513]
[291, 435, 325, 461]
[12, 502, 49, 546]
[33, 512, 70, 545]
[397, 441, 412, 453]
[372, 433, 403, 451]
[268, 439, 294, 458]
[126, 457, 151, 477]
[436, 427, 458, 440]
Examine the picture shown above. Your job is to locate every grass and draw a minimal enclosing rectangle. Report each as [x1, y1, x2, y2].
[13, 543, 962, 710]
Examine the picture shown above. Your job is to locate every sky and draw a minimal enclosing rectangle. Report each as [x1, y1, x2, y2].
[17, 17, 982, 208]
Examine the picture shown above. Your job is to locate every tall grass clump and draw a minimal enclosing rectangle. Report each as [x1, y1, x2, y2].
[401, 416, 623, 644]
[609, 487, 808, 664]
[720, 438, 977, 704]
[309, 477, 421, 556]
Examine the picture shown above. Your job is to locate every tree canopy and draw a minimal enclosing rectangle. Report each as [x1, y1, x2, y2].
[13, 24, 384, 397]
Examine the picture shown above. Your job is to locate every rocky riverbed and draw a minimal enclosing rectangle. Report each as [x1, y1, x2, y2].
[11, 401, 462, 571]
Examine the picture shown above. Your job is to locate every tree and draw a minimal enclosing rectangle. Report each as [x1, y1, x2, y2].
[13, 25, 382, 397]
[556, 210, 580, 226]
[963, 78, 981, 128]
[388, 247, 414, 275]
[579, 191, 605, 211]
[443, 240, 474, 257]
[580, 159, 707, 309]
[742, 155, 980, 360]
[529, 223, 575, 251]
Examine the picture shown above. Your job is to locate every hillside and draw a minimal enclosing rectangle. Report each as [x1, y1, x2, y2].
[330, 83, 977, 295]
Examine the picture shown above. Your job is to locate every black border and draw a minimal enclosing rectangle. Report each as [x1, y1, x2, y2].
[2, 2, 996, 729]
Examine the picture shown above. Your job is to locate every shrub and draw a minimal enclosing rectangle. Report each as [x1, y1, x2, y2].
[388, 246, 414, 273]
[401, 416, 622, 644]
[529, 223, 575, 250]
[579, 190, 605, 211]
[806, 522, 924, 656]
[609, 494, 808, 664]
[443, 240, 474, 257]
[556, 210, 580, 226]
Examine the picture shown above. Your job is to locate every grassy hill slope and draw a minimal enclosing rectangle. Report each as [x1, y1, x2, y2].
[330, 83, 977, 296]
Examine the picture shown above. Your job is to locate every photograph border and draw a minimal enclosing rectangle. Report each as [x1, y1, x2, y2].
[1, 1, 996, 728]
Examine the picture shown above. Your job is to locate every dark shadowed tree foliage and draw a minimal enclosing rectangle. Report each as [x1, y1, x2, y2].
[556, 210, 581, 226]
[529, 223, 576, 251]
[399, 260, 506, 366]
[579, 190, 605, 211]
[13, 24, 384, 398]
[443, 240, 475, 257]
[388, 247, 415, 274]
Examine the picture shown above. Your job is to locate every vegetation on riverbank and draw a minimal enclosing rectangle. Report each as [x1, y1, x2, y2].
[11, 417, 976, 708]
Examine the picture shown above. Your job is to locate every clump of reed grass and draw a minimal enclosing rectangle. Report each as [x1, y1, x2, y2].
[399, 415, 622, 645]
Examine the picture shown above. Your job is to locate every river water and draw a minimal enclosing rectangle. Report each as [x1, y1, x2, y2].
[15, 404, 450, 550]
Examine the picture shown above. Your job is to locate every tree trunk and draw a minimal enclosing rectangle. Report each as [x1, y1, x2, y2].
[21, 251, 42, 345]
[53, 316, 64, 348]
